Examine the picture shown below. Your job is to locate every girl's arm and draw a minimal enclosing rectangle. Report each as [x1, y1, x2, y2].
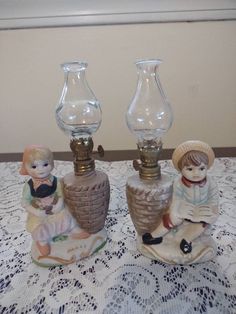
[51, 178, 65, 213]
[52, 197, 64, 213]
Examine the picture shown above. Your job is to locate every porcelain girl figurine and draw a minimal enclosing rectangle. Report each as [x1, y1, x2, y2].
[20, 145, 106, 266]
[141, 140, 219, 264]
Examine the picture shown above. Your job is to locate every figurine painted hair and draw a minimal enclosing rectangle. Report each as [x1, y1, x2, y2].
[20, 145, 89, 259]
[142, 140, 219, 264]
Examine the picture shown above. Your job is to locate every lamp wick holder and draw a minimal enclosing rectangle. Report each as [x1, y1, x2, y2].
[134, 140, 162, 180]
[70, 137, 105, 176]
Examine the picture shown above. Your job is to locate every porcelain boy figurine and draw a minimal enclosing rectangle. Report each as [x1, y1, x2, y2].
[20, 145, 106, 266]
[141, 140, 219, 264]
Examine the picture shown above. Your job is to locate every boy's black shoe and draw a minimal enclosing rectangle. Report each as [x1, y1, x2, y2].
[180, 239, 192, 254]
[142, 233, 163, 245]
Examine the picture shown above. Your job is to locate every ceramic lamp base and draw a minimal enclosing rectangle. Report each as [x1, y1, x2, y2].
[126, 173, 173, 236]
[63, 170, 110, 234]
[31, 228, 107, 267]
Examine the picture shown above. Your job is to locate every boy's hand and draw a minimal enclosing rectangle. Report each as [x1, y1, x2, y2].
[177, 201, 195, 219]
[183, 205, 214, 223]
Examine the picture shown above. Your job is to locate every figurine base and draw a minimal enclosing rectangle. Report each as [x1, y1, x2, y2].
[31, 228, 107, 267]
[137, 225, 216, 265]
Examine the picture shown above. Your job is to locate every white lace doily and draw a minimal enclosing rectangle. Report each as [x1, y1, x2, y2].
[0, 158, 235, 313]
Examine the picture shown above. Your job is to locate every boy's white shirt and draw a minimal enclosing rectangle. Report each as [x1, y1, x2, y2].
[169, 175, 219, 225]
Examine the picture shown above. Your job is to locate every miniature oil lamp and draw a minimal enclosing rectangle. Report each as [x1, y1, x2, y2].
[126, 59, 173, 258]
[55, 61, 110, 260]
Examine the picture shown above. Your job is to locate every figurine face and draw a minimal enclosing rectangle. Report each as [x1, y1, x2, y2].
[25, 160, 53, 179]
[182, 162, 207, 182]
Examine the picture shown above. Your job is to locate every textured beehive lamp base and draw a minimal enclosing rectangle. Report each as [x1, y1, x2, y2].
[63, 170, 110, 234]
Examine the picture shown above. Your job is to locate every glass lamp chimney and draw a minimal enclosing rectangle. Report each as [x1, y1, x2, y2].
[126, 59, 173, 180]
[126, 59, 173, 144]
[55, 61, 102, 140]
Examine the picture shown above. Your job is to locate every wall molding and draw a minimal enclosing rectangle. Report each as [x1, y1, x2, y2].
[1, 147, 236, 162]
[0, 0, 236, 30]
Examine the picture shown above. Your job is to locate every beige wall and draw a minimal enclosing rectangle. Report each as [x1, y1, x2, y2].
[0, 21, 236, 153]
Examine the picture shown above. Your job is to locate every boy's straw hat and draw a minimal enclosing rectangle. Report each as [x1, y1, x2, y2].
[172, 140, 215, 171]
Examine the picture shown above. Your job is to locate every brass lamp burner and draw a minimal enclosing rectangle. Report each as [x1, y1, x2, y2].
[70, 137, 104, 176]
[134, 140, 162, 180]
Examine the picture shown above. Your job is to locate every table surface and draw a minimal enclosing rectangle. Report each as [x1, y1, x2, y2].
[0, 158, 236, 314]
